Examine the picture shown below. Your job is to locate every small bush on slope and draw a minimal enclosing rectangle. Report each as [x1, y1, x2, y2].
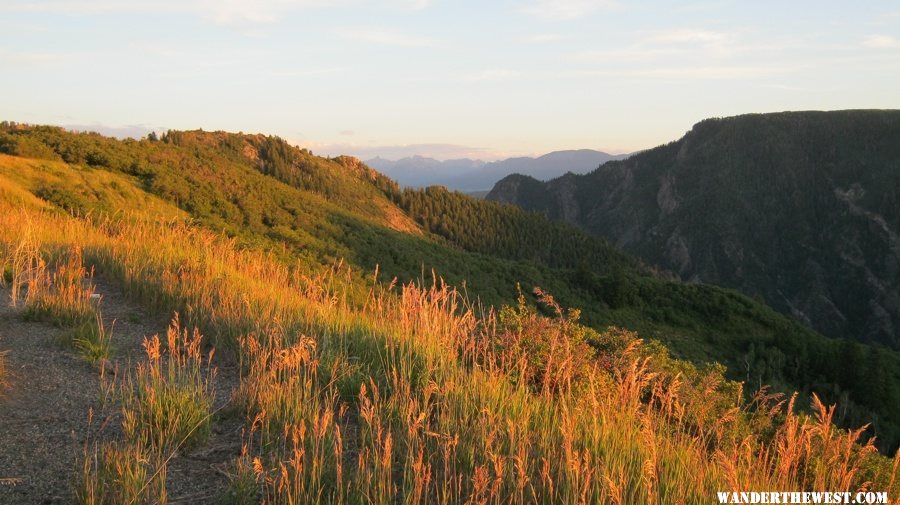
[495, 286, 596, 394]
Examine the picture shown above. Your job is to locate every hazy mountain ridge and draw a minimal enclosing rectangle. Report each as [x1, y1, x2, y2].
[365, 155, 486, 188]
[368, 149, 627, 191]
[488, 110, 900, 349]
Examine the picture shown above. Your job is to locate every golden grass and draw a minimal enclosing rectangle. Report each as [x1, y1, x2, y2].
[1, 236, 114, 368]
[76, 440, 163, 505]
[21, 245, 96, 326]
[0, 197, 897, 503]
[121, 315, 216, 453]
[76, 318, 216, 505]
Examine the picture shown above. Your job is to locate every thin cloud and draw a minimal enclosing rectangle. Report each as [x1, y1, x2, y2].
[0, 1, 172, 14]
[570, 46, 683, 62]
[333, 27, 440, 48]
[673, 1, 731, 12]
[571, 27, 739, 64]
[521, 0, 613, 20]
[390, 0, 430, 10]
[0, 0, 339, 29]
[465, 69, 521, 82]
[862, 34, 900, 49]
[521, 33, 566, 44]
[643, 28, 737, 57]
[646, 28, 732, 45]
[575, 64, 789, 80]
[268, 67, 345, 77]
[761, 83, 807, 92]
[0, 48, 70, 65]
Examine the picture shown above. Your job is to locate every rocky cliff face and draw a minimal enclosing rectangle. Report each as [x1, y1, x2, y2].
[488, 110, 900, 348]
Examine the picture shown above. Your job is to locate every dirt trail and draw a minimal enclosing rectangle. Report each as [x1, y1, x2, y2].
[0, 278, 242, 504]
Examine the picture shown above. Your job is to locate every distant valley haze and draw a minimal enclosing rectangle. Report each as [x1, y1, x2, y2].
[366, 149, 631, 191]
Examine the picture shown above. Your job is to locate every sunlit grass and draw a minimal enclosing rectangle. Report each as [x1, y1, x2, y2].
[76, 317, 216, 505]
[72, 311, 114, 370]
[0, 153, 187, 221]
[1, 238, 115, 370]
[21, 245, 96, 327]
[121, 315, 216, 453]
[76, 440, 163, 505]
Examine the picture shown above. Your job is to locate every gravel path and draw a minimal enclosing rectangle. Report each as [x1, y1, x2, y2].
[0, 277, 242, 504]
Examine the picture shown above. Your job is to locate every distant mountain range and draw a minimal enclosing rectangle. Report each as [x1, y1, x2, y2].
[367, 149, 629, 191]
[489, 110, 900, 349]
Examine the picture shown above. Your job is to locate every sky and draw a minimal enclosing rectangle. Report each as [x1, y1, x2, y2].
[1, 1, 899, 161]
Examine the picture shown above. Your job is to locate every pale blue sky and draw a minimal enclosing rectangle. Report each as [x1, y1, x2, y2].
[1, 0, 898, 160]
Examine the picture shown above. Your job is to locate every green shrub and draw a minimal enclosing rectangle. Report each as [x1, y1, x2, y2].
[496, 286, 596, 393]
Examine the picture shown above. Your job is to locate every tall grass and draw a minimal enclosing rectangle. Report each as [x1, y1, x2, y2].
[0, 202, 897, 503]
[20, 244, 96, 327]
[75, 317, 217, 505]
[3, 214, 43, 307]
[5, 240, 114, 366]
[121, 315, 216, 453]
[77, 440, 162, 505]
[0, 233, 114, 368]
[73, 311, 114, 370]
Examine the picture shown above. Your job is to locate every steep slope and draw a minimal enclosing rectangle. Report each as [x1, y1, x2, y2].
[2, 122, 900, 450]
[489, 110, 900, 349]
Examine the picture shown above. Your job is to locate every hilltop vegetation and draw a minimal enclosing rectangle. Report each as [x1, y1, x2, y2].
[0, 120, 897, 502]
[488, 110, 900, 350]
